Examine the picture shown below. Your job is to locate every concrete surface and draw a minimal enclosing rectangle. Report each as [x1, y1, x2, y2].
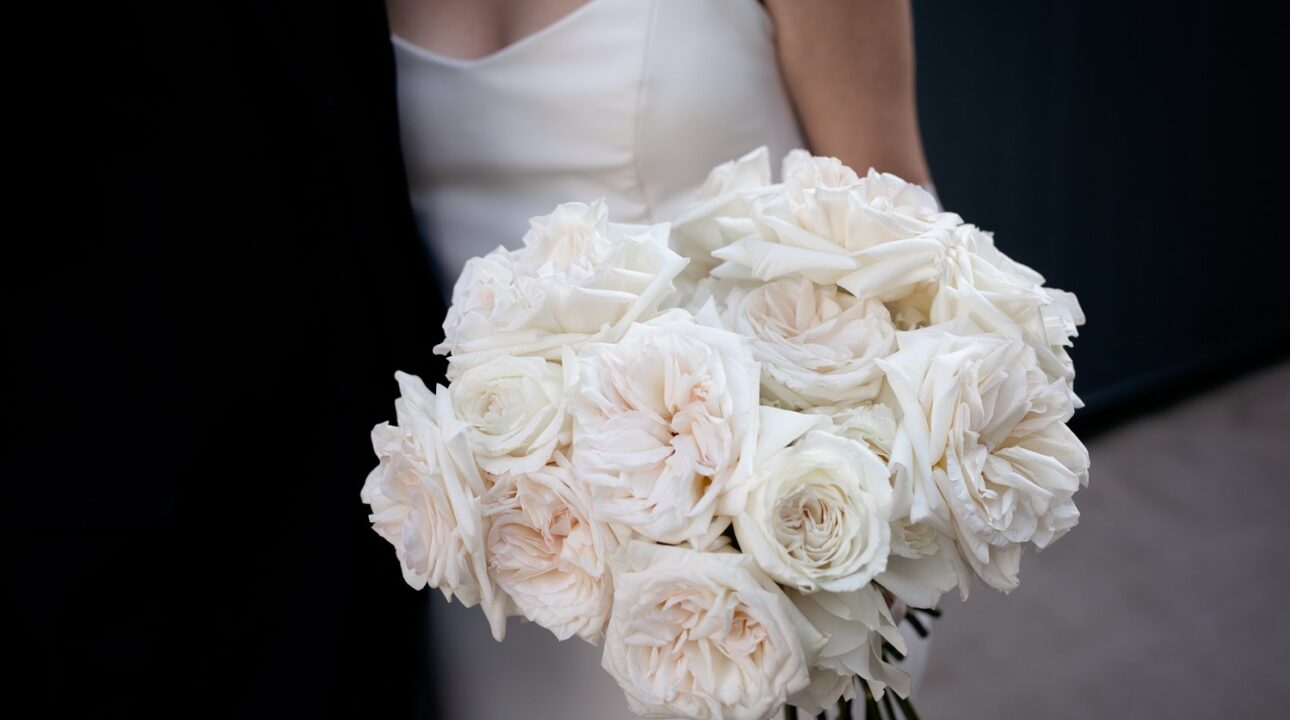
[918, 361, 1290, 719]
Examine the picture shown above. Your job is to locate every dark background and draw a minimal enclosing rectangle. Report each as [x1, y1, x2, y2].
[914, 0, 1288, 425]
[5, 1, 1286, 718]
[7, 2, 442, 717]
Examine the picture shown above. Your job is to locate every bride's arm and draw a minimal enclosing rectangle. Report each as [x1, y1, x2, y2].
[762, 0, 933, 187]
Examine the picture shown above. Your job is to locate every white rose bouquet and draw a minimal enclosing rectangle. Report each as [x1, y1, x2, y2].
[363, 147, 1089, 719]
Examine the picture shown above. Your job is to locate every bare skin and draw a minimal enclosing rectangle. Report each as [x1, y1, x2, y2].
[385, 0, 932, 182]
[385, 0, 591, 61]
[762, 0, 932, 185]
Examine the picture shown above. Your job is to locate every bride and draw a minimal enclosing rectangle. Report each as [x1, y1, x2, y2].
[384, 0, 938, 716]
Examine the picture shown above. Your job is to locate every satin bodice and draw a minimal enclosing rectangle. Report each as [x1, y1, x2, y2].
[391, 0, 806, 291]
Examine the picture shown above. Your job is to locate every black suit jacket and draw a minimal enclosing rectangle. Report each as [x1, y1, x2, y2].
[8, 2, 443, 716]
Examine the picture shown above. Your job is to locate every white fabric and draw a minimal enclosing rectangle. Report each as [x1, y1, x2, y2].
[392, 0, 803, 292]
[390, 1, 931, 716]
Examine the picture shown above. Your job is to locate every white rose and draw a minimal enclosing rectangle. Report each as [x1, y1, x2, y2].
[361, 371, 508, 639]
[818, 403, 898, 459]
[780, 149, 860, 198]
[673, 275, 743, 318]
[482, 456, 615, 643]
[723, 278, 896, 409]
[928, 225, 1083, 392]
[874, 224, 1086, 396]
[703, 151, 1086, 401]
[974, 236, 1086, 396]
[515, 199, 618, 274]
[566, 308, 760, 547]
[449, 355, 568, 475]
[877, 321, 1090, 594]
[734, 407, 894, 593]
[1034, 285, 1084, 391]
[434, 248, 545, 364]
[711, 156, 960, 290]
[671, 146, 773, 281]
[811, 403, 962, 607]
[788, 584, 910, 712]
[602, 542, 824, 720]
[435, 200, 688, 375]
[877, 517, 962, 608]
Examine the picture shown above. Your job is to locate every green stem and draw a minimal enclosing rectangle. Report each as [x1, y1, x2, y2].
[882, 639, 906, 662]
[894, 695, 922, 720]
[904, 612, 928, 638]
[863, 687, 880, 719]
[881, 690, 898, 720]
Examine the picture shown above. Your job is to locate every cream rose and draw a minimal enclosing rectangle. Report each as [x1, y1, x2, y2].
[734, 407, 894, 593]
[811, 403, 962, 607]
[921, 224, 1083, 392]
[723, 277, 896, 409]
[877, 321, 1090, 594]
[435, 200, 688, 375]
[711, 155, 960, 291]
[818, 403, 898, 459]
[482, 456, 615, 643]
[601, 542, 824, 720]
[361, 371, 508, 640]
[867, 223, 1085, 397]
[788, 584, 910, 712]
[1034, 285, 1084, 391]
[780, 148, 860, 198]
[877, 518, 962, 607]
[449, 355, 568, 475]
[566, 308, 760, 547]
[671, 145, 773, 281]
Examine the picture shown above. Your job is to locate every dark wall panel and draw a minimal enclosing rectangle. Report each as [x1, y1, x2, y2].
[913, 0, 1287, 413]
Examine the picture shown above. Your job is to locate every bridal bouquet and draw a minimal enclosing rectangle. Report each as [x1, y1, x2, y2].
[362, 147, 1089, 719]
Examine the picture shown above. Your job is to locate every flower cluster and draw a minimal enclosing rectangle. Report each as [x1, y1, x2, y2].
[363, 147, 1089, 719]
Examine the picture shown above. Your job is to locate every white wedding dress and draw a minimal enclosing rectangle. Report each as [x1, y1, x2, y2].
[390, 0, 930, 716]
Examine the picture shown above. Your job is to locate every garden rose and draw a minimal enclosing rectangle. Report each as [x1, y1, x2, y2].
[710, 161, 960, 290]
[788, 584, 910, 711]
[436, 200, 688, 375]
[780, 148, 860, 198]
[813, 403, 962, 607]
[670, 146, 773, 281]
[360, 371, 508, 639]
[723, 278, 895, 409]
[877, 321, 1090, 593]
[601, 542, 824, 720]
[866, 223, 1086, 397]
[819, 403, 898, 459]
[449, 355, 568, 475]
[483, 456, 615, 643]
[566, 309, 760, 547]
[921, 224, 1082, 393]
[734, 407, 894, 593]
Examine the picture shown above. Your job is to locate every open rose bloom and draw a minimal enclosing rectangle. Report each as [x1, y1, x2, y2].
[363, 147, 1089, 718]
